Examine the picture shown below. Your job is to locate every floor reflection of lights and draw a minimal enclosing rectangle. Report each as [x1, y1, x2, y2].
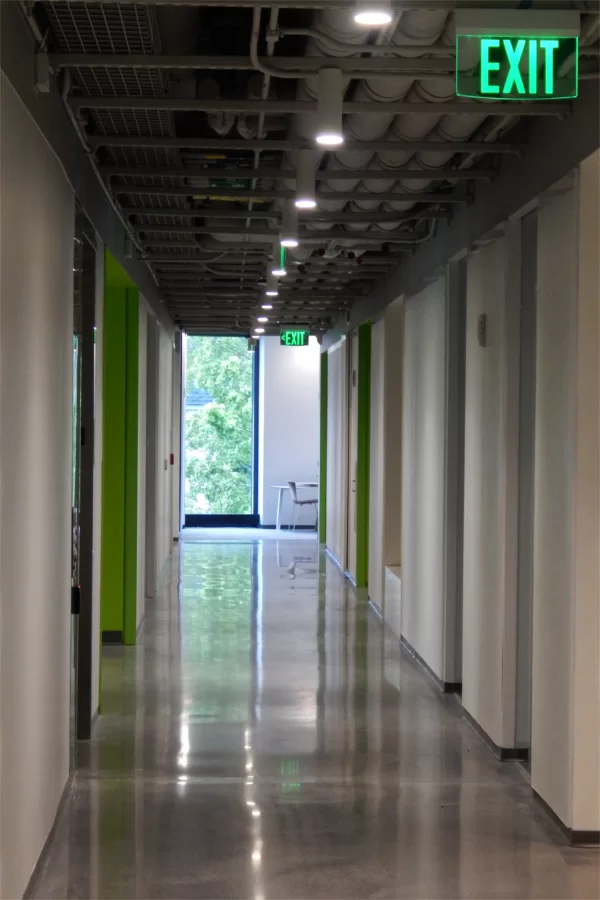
[245, 729, 264, 899]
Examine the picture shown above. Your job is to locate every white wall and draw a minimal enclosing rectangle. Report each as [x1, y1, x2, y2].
[368, 320, 386, 610]
[0, 74, 74, 899]
[401, 277, 447, 679]
[369, 301, 404, 622]
[383, 301, 404, 570]
[326, 339, 348, 568]
[462, 236, 520, 748]
[258, 336, 320, 528]
[531, 157, 600, 832]
[137, 299, 148, 629]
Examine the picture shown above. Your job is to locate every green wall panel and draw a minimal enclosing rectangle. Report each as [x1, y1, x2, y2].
[319, 353, 328, 545]
[100, 251, 139, 646]
[355, 322, 372, 589]
[100, 288, 127, 636]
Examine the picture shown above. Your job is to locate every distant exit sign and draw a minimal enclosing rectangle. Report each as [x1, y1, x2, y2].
[280, 329, 310, 347]
[456, 35, 578, 99]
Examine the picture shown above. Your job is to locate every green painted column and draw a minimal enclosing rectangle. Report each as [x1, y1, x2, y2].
[100, 251, 139, 645]
[355, 322, 372, 590]
[319, 352, 328, 545]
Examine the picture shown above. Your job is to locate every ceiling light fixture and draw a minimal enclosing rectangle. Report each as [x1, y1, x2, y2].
[262, 304, 273, 310]
[258, 317, 269, 323]
[295, 149, 318, 210]
[315, 68, 344, 147]
[265, 273, 279, 297]
[280, 203, 299, 249]
[354, 1, 393, 26]
[254, 328, 265, 335]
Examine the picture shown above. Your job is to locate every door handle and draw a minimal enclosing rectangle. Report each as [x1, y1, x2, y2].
[71, 585, 81, 616]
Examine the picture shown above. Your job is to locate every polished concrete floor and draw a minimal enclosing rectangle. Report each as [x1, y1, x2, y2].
[34, 537, 599, 899]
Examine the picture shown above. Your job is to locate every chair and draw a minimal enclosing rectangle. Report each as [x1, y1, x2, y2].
[288, 481, 318, 531]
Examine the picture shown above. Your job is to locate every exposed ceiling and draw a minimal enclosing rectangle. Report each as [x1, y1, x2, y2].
[34, 1, 599, 337]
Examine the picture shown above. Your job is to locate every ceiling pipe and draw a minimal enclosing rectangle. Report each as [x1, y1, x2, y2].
[125, 208, 450, 222]
[90, 135, 520, 152]
[274, 27, 454, 55]
[104, 166, 495, 180]
[118, 185, 465, 202]
[50, 53, 457, 75]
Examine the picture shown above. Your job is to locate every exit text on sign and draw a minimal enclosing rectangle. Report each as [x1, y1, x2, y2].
[456, 35, 578, 100]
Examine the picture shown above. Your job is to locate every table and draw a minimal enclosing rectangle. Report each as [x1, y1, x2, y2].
[271, 483, 319, 530]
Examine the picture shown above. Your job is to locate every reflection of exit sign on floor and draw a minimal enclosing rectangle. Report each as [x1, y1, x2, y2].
[280, 329, 310, 347]
[456, 34, 578, 99]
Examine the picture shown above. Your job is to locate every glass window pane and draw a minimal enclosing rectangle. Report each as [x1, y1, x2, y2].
[184, 336, 254, 516]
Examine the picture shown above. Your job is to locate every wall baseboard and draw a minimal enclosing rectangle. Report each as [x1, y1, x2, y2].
[400, 635, 462, 694]
[325, 548, 345, 573]
[369, 599, 383, 620]
[101, 630, 123, 644]
[461, 707, 529, 762]
[23, 772, 74, 899]
[533, 790, 600, 846]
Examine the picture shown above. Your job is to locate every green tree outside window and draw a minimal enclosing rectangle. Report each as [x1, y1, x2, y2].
[185, 337, 254, 515]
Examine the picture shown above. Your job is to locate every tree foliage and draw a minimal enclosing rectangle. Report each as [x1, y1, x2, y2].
[185, 337, 253, 515]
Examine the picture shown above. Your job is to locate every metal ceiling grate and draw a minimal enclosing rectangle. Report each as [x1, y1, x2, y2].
[44, 1, 160, 54]
[44, 1, 173, 139]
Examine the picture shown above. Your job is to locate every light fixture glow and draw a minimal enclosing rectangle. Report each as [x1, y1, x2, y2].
[254, 328, 265, 335]
[295, 149, 318, 210]
[261, 304, 273, 310]
[272, 267, 287, 277]
[280, 203, 299, 249]
[258, 317, 269, 323]
[316, 133, 344, 147]
[354, 1, 392, 26]
[265, 290, 278, 297]
[252, 809, 261, 818]
[315, 68, 344, 147]
[354, 10, 392, 25]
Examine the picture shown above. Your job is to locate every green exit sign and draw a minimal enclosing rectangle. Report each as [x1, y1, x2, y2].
[456, 34, 578, 99]
[280, 329, 310, 347]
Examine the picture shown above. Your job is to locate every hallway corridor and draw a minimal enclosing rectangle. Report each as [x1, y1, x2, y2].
[34, 537, 599, 899]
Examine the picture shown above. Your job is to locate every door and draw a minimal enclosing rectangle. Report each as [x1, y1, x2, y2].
[515, 211, 538, 756]
[70, 262, 83, 764]
[347, 331, 359, 579]
[183, 336, 259, 527]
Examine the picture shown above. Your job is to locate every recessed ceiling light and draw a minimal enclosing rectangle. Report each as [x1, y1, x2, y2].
[295, 198, 318, 210]
[258, 317, 268, 323]
[254, 328, 265, 335]
[354, 10, 393, 26]
[315, 68, 344, 147]
[261, 303, 273, 310]
[265, 289, 279, 297]
[272, 267, 287, 277]
[315, 133, 344, 147]
[281, 238, 299, 249]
